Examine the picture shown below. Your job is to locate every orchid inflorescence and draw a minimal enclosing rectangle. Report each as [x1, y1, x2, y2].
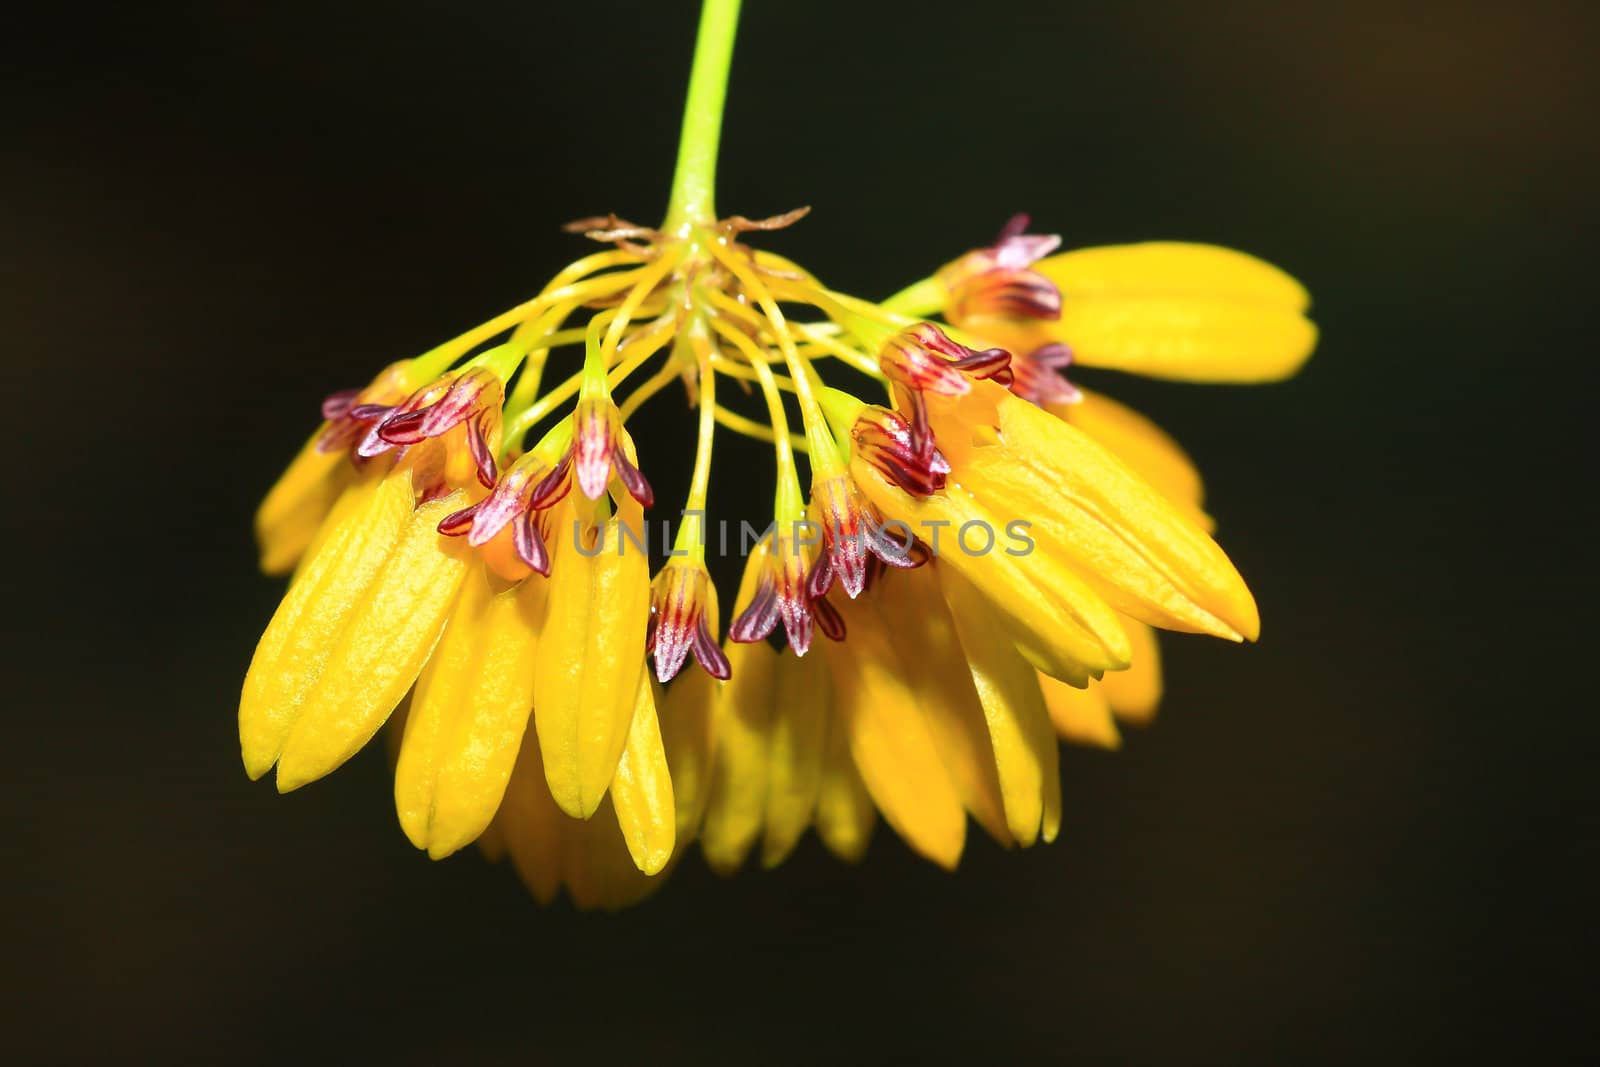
[241, 0, 1316, 908]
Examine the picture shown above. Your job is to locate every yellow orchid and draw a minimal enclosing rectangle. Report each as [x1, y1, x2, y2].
[916, 214, 1315, 745]
[239, 0, 1314, 907]
[699, 542, 879, 873]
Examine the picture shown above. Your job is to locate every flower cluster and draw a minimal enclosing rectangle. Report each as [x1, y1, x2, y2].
[243, 204, 1314, 907]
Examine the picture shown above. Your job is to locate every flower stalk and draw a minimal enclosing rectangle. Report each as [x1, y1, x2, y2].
[242, 0, 1319, 909]
[663, 0, 742, 233]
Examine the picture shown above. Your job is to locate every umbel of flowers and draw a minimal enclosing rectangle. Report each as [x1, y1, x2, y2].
[241, 0, 1316, 908]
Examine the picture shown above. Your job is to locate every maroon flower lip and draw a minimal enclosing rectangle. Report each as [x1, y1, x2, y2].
[539, 398, 653, 509]
[648, 564, 731, 683]
[435, 454, 566, 579]
[1010, 342, 1083, 407]
[729, 539, 843, 655]
[880, 322, 1013, 397]
[851, 405, 951, 498]
[942, 213, 1065, 322]
[807, 477, 919, 601]
[871, 322, 1016, 497]
[374, 371, 503, 489]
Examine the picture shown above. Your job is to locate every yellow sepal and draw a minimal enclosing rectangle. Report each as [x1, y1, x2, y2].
[394, 562, 545, 859]
[242, 469, 471, 791]
[255, 430, 353, 576]
[499, 728, 565, 906]
[874, 568, 1011, 846]
[813, 703, 875, 863]
[852, 458, 1129, 684]
[963, 389, 1260, 641]
[241, 471, 411, 779]
[608, 671, 677, 875]
[562, 795, 671, 911]
[823, 590, 967, 870]
[700, 639, 777, 875]
[1100, 618, 1164, 724]
[659, 670, 717, 842]
[1057, 388, 1209, 528]
[272, 488, 472, 791]
[531, 507, 651, 818]
[1038, 672, 1122, 750]
[475, 812, 508, 863]
[287, 465, 388, 588]
[501, 726, 668, 912]
[938, 563, 1061, 848]
[760, 649, 830, 869]
[1035, 242, 1316, 382]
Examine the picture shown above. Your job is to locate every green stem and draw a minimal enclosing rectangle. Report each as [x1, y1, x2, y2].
[663, 0, 742, 232]
[880, 276, 946, 318]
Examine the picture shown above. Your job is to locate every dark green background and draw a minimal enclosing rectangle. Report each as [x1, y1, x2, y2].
[6, 1, 1591, 1062]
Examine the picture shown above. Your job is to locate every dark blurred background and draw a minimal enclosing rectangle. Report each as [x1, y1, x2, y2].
[4, 0, 1593, 1062]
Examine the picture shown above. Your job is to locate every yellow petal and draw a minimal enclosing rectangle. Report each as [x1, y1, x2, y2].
[1041, 764, 1061, 845]
[1100, 617, 1164, 724]
[760, 650, 831, 869]
[1057, 388, 1208, 525]
[287, 466, 388, 587]
[853, 458, 1129, 684]
[700, 639, 777, 875]
[394, 562, 545, 859]
[499, 727, 565, 906]
[1038, 672, 1121, 750]
[813, 705, 875, 863]
[609, 672, 677, 875]
[823, 592, 967, 870]
[239, 470, 412, 781]
[965, 391, 1259, 641]
[874, 568, 1011, 846]
[274, 491, 472, 791]
[938, 563, 1060, 848]
[382, 695, 410, 772]
[564, 795, 670, 912]
[255, 431, 354, 576]
[475, 812, 508, 863]
[532, 510, 651, 818]
[658, 669, 717, 842]
[1036, 242, 1315, 382]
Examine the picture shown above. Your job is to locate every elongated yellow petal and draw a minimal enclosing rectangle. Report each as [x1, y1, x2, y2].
[965, 390, 1259, 641]
[255, 431, 353, 576]
[760, 650, 830, 868]
[1057, 388, 1208, 527]
[609, 672, 676, 875]
[393, 574, 481, 847]
[239, 470, 413, 780]
[813, 705, 875, 863]
[476, 812, 508, 863]
[700, 639, 777, 874]
[874, 568, 1011, 846]
[1039, 672, 1121, 750]
[939, 563, 1060, 848]
[658, 670, 716, 842]
[532, 511, 650, 818]
[1035, 242, 1315, 382]
[853, 459, 1129, 684]
[1100, 618, 1164, 724]
[382, 695, 410, 772]
[287, 466, 389, 588]
[394, 563, 545, 859]
[1041, 757, 1061, 845]
[1041, 242, 1309, 309]
[275, 491, 471, 791]
[564, 795, 670, 912]
[500, 728, 565, 906]
[823, 592, 967, 870]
